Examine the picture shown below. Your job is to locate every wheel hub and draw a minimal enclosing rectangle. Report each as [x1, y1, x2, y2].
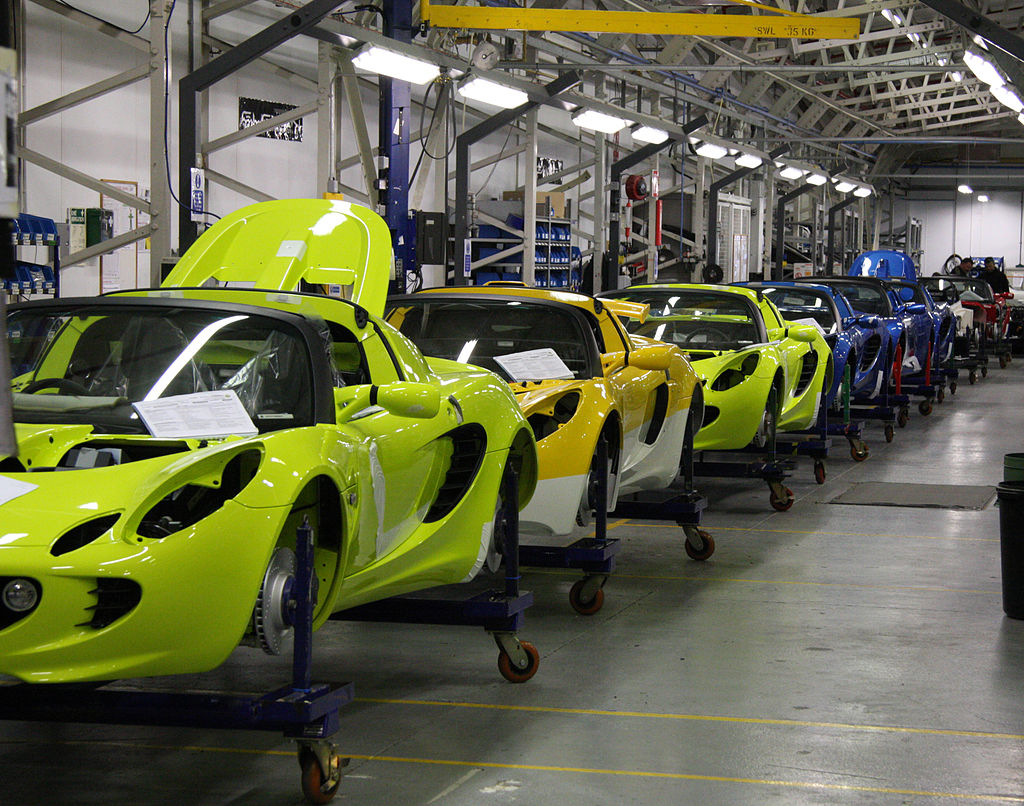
[253, 547, 297, 655]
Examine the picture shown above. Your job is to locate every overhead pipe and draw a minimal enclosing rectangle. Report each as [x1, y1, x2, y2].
[706, 145, 788, 281]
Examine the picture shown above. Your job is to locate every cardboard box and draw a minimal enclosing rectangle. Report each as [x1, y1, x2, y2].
[502, 190, 566, 219]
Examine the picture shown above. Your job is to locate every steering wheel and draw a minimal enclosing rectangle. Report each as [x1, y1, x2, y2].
[679, 325, 731, 345]
[20, 377, 92, 396]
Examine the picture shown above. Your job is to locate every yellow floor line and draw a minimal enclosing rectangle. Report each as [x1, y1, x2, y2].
[12, 739, 1021, 803]
[524, 566, 1000, 594]
[355, 697, 1024, 742]
[639, 523, 998, 543]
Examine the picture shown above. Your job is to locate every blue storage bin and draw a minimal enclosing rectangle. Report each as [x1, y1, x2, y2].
[505, 213, 525, 231]
[475, 271, 501, 285]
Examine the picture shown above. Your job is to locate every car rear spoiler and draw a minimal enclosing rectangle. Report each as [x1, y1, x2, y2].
[601, 298, 649, 324]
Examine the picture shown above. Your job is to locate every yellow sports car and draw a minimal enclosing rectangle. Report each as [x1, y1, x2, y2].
[386, 286, 703, 539]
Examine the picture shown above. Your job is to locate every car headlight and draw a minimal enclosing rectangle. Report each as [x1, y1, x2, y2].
[526, 391, 581, 442]
[3, 578, 39, 612]
[710, 353, 760, 392]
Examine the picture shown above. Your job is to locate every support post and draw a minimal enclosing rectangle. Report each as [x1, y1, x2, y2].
[826, 196, 858, 274]
[149, 0, 172, 278]
[453, 72, 580, 286]
[178, 0, 346, 253]
[603, 114, 707, 292]
[775, 183, 811, 280]
[523, 109, 538, 286]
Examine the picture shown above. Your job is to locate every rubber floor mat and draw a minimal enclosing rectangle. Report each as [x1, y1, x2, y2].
[827, 482, 995, 510]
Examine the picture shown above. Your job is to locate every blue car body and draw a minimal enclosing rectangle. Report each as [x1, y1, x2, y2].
[885, 277, 956, 368]
[739, 281, 891, 406]
[849, 250, 919, 281]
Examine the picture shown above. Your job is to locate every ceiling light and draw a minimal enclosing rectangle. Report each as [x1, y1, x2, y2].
[632, 124, 669, 144]
[978, 194, 990, 202]
[572, 108, 632, 134]
[958, 183, 973, 194]
[1018, 112, 1024, 125]
[853, 185, 873, 198]
[990, 83, 1024, 112]
[351, 44, 440, 85]
[973, 34, 989, 50]
[456, 76, 528, 109]
[950, 71, 963, 83]
[964, 49, 1005, 87]
[834, 178, 857, 193]
[805, 172, 828, 186]
[694, 141, 729, 160]
[735, 152, 763, 168]
[778, 164, 805, 180]
[880, 8, 902, 25]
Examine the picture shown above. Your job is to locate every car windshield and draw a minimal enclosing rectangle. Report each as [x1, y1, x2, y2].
[7, 304, 315, 434]
[760, 288, 839, 334]
[388, 298, 596, 381]
[825, 282, 891, 316]
[608, 290, 762, 351]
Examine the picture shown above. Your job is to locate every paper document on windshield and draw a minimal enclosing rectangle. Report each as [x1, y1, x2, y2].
[133, 390, 258, 439]
[494, 348, 574, 381]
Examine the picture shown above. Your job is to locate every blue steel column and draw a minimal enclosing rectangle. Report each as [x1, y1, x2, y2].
[380, 0, 414, 295]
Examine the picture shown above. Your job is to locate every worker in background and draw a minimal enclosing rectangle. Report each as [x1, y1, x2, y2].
[954, 256, 976, 277]
[980, 257, 1010, 294]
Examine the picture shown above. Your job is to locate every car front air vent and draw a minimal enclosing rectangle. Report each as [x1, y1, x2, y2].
[424, 424, 487, 523]
[79, 578, 142, 629]
[795, 351, 818, 395]
[51, 514, 121, 557]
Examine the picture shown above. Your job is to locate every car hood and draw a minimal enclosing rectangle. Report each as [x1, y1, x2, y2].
[161, 199, 393, 317]
[0, 428, 269, 548]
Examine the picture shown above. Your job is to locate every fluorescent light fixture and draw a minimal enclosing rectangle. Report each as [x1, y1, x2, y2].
[778, 164, 806, 180]
[853, 185, 873, 198]
[958, 183, 973, 194]
[978, 194, 990, 202]
[694, 141, 729, 160]
[990, 82, 1024, 112]
[457, 76, 528, 109]
[632, 124, 669, 144]
[571, 108, 632, 134]
[964, 49, 1005, 87]
[950, 71, 963, 83]
[973, 34, 989, 50]
[881, 8, 902, 24]
[805, 172, 828, 186]
[834, 178, 857, 193]
[937, 55, 949, 66]
[351, 44, 440, 85]
[1018, 112, 1024, 125]
[735, 152, 763, 168]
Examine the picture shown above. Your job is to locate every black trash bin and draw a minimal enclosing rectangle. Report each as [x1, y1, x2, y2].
[997, 480, 1024, 619]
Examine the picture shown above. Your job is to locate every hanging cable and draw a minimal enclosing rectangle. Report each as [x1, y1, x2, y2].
[163, 0, 220, 226]
[57, 2, 150, 35]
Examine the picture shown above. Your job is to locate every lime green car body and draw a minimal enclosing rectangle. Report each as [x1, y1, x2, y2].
[602, 284, 832, 451]
[0, 199, 536, 683]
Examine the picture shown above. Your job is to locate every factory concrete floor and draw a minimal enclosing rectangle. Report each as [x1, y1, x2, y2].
[3, 361, 1024, 805]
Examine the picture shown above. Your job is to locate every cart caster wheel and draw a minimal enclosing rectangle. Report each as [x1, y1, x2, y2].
[849, 442, 869, 462]
[683, 527, 715, 561]
[299, 748, 343, 805]
[999, 354, 1008, 369]
[498, 641, 540, 683]
[814, 461, 826, 484]
[897, 407, 909, 427]
[982, 365, 988, 377]
[918, 399, 932, 416]
[969, 370, 977, 385]
[769, 486, 795, 512]
[569, 579, 605, 615]
[949, 381, 957, 395]
[884, 424, 895, 443]
[937, 387, 945, 403]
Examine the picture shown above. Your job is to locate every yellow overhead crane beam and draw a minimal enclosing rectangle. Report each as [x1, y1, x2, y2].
[420, 0, 860, 40]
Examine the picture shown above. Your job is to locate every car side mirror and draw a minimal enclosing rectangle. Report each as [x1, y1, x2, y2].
[786, 324, 819, 343]
[856, 314, 880, 328]
[628, 343, 672, 371]
[601, 350, 628, 372]
[904, 303, 927, 314]
[336, 382, 441, 423]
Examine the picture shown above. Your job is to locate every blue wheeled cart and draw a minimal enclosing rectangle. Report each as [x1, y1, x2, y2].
[332, 465, 539, 683]
[519, 434, 621, 615]
[0, 519, 355, 804]
[612, 429, 714, 558]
